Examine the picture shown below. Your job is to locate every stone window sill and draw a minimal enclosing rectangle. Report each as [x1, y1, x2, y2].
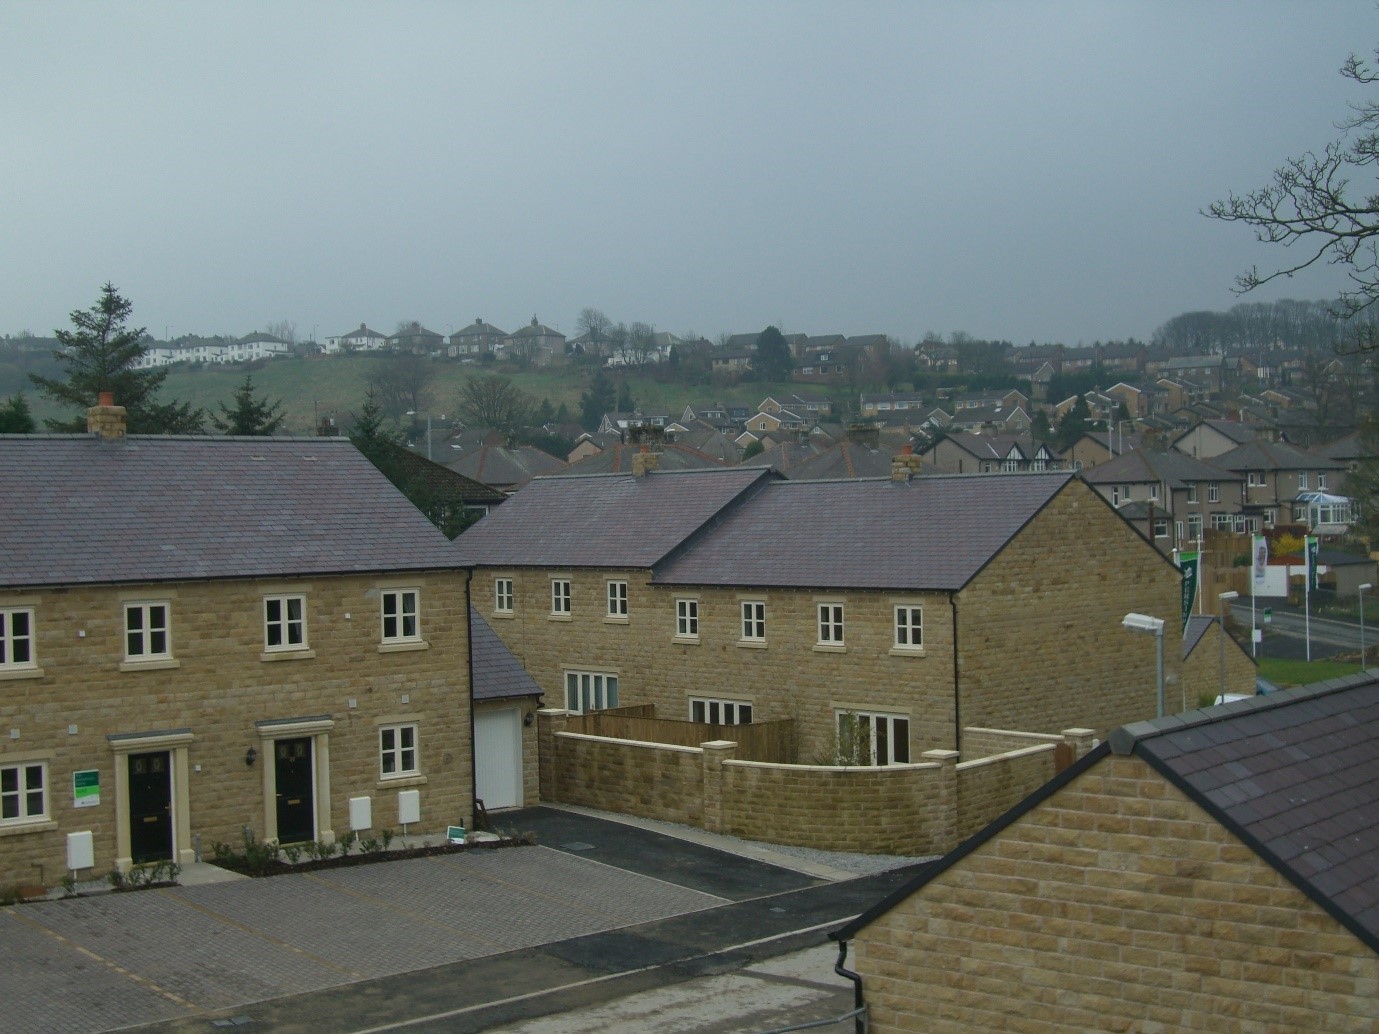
[490, 611, 515, 620]
[0, 819, 57, 838]
[378, 640, 429, 654]
[736, 640, 767, 650]
[672, 635, 700, 646]
[261, 649, 316, 663]
[0, 667, 44, 682]
[603, 615, 629, 625]
[376, 774, 428, 790]
[548, 613, 572, 622]
[119, 658, 180, 673]
[813, 643, 847, 654]
[889, 647, 926, 658]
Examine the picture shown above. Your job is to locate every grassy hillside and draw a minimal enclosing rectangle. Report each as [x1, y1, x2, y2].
[21, 355, 810, 435]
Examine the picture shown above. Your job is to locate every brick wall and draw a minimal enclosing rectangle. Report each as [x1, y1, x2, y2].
[0, 571, 471, 889]
[955, 744, 1056, 840]
[852, 753, 1379, 1032]
[961, 727, 1062, 760]
[551, 732, 705, 826]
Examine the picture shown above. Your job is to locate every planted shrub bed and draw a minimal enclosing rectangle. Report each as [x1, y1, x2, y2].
[210, 828, 531, 878]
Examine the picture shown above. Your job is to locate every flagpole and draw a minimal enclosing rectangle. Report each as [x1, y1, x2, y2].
[1197, 534, 1204, 615]
[1305, 538, 1313, 662]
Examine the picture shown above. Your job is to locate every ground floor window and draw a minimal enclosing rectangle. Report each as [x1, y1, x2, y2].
[379, 723, 418, 778]
[690, 697, 753, 725]
[565, 670, 618, 714]
[0, 761, 46, 823]
[835, 710, 910, 766]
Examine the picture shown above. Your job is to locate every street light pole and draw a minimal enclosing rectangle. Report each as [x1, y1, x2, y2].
[1218, 590, 1239, 703]
[1123, 613, 1166, 718]
[1360, 583, 1373, 672]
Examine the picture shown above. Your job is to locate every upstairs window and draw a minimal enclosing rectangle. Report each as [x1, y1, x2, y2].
[125, 602, 170, 660]
[264, 595, 307, 652]
[894, 606, 923, 650]
[494, 578, 514, 614]
[381, 589, 420, 643]
[740, 601, 766, 642]
[817, 603, 845, 646]
[607, 581, 628, 618]
[551, 579, 572, 615]
[0, 609, 35, 670]
[676, 598, 699, 640]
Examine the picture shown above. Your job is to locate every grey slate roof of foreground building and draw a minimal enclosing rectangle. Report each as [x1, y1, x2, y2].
[0, 434, 465, 587]
[655, 471, 1072, 590]
[457, 467, 774, 569]
[835, 673, 1379, 951]
[469, 607, 543, 701]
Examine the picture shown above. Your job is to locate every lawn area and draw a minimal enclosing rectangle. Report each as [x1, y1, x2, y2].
[1256, 656, 1362, 688]
[23, 355, 808, 437]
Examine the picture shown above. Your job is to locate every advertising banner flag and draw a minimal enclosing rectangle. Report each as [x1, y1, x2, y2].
[1179, 550, 1199, 631]
[1252, 535, 1269, 589]
[1307, 535, 1320, 593]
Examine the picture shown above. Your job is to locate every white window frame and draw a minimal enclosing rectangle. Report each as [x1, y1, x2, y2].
[0, 608, 35, 671]
[0, 761, 47, 825]
[551, 579, 572, 616]
[1187, 484, 1198, 503]
[740, 600, 766, 643]
[1154, 518, 1170, 539]
[124, 601, 171, 661]
[1247, 471, 1263, 488]
[1111, 486, 1121, 506]
[835, 710, 911, 766]
[494, 578, 514, 614]
[1149, 483, 1159, 501]
[1208, 482, 1220, 503]
[1298, 472, 1310, 490]
[675, 598, 699, 640]
[893, 605, 923, 651]
[607, 580, 628, 618]
[1175, 520, 1184, 541]
[264, 594, 307, 652]
[1318, 473, 1327, 490]
[1187, 514, 1203, 541]
[380, 588, 421, 644]
[564, 670, 619, 714]
[690, 697, 753, 725]
[817, 602, 845, 647]
[379, 723, 418, 779]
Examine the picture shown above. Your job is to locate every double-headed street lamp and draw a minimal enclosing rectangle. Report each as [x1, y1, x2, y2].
[1122, 613, 1166, 718]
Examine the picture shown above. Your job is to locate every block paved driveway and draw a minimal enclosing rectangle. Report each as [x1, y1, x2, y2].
[0, 842, 750, 1034]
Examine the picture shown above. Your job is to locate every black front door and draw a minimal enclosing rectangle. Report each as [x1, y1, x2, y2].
[128, 751, 173, 864]
[274, 737, 314, 844]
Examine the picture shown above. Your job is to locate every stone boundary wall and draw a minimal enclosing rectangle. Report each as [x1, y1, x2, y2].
[955, 744, 1057, 841]
[551, 731, 704, 826]
[539, 712, 1099, 856]
[961, 727, 1062, 761]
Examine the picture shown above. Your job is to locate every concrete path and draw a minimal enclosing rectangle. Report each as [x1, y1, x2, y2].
[0, 808, 923, 1033]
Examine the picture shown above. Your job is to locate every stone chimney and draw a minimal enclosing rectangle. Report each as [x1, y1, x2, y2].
[87, 391, 127, 440]
[632, 444, 661, 477]
[892, 442, 922, 482]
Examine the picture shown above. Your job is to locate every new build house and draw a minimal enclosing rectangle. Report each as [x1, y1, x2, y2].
[457, 460, 1200, 766]
[0, 401, 474, 886]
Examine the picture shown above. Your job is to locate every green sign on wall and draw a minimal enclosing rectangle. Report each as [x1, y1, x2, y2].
[73, 769, 100, 808]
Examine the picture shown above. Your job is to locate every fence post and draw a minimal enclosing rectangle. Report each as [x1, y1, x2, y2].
[537, 709, 569, 803]
[701, 740, 737, 833]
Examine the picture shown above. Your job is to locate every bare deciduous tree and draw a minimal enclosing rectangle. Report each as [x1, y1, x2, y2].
[371, 356, 434, 421]
[456, 374, 532, 431]
[1206, 44, 1379, 330]
[265, 320, 296, 345]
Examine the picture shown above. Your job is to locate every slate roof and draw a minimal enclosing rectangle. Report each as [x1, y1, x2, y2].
[469, 607, 543, 701]
[1111, 674, 1379, 951]
[561, 443, 730, 476]
[778, 442, 942, 482]
[1082, 448, 1239, 487]
[445, 443, 567, 491]
[655, 472, 1073, 590]
[1212, 439, 1346, 474]
[456, 467, 775, 568]
[0, 435, 466, 588]
[835, 673, 1379, 951]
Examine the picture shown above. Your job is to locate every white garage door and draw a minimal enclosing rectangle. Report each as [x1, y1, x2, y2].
[475, 707, 523, 811]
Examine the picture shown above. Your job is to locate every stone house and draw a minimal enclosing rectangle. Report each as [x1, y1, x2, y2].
[832, 675, 1379, 1033]
[920, 433, 1057, 474]
[449, 318, 507, 358]
[1210, 438, 1349, 528]
[1082, 448, 1246, 548]
[0, 400, 475, 888]
[457, 463, 1202, 767]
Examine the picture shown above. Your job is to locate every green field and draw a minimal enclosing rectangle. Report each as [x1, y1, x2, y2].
[1256, 657, 1362, 688]
[23, 356, 807, 436]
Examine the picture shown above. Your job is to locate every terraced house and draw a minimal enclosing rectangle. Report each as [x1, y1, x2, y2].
[458, 459, 1199, 767]
[0, 400, 474, 888]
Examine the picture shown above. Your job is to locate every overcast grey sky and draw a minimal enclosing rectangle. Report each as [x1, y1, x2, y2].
[3, 2, 1376, 346]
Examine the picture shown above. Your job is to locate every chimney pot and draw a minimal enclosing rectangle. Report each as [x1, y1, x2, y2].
[87, 393, 127, 440]
[98, 390, 114, 407]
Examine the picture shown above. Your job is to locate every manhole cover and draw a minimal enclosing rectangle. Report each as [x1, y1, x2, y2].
[561, 841, 596, 852]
